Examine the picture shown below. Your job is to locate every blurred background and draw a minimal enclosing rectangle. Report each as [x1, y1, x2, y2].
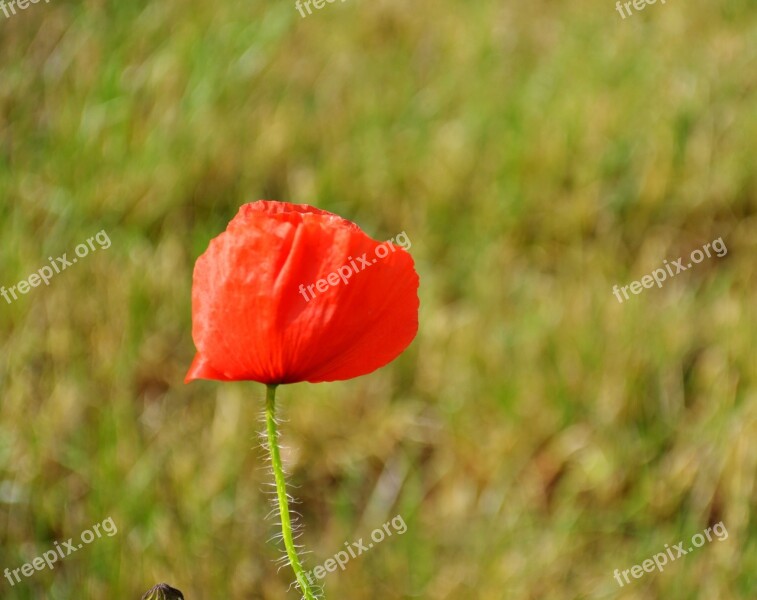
[1, 0, 755, 598]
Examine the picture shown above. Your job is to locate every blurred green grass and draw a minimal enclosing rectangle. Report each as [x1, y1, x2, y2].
[1, 0, 756, 598]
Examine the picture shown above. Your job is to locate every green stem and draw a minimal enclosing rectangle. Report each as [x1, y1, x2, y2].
[265, 384, 319, 600]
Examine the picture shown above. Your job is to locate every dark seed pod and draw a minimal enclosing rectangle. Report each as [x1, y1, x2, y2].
[141, 583, 185, 600]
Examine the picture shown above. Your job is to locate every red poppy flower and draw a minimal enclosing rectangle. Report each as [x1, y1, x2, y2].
[185, 201, 419, 384]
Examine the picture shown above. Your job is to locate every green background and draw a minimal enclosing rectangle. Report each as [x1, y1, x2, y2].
[0, 0, 755, 598]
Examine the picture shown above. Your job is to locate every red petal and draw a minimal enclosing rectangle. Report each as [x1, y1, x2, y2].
[186, 201, 419, 384]
[184, 353, 234, 383]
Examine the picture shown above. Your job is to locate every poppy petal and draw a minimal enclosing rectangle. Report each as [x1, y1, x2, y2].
[186, 201, 419, 384]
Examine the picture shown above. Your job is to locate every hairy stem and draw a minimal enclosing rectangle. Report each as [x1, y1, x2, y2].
[265, 384, 318, 600]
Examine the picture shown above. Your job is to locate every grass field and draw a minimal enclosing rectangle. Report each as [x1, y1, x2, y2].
[1, 0, 756, 598]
